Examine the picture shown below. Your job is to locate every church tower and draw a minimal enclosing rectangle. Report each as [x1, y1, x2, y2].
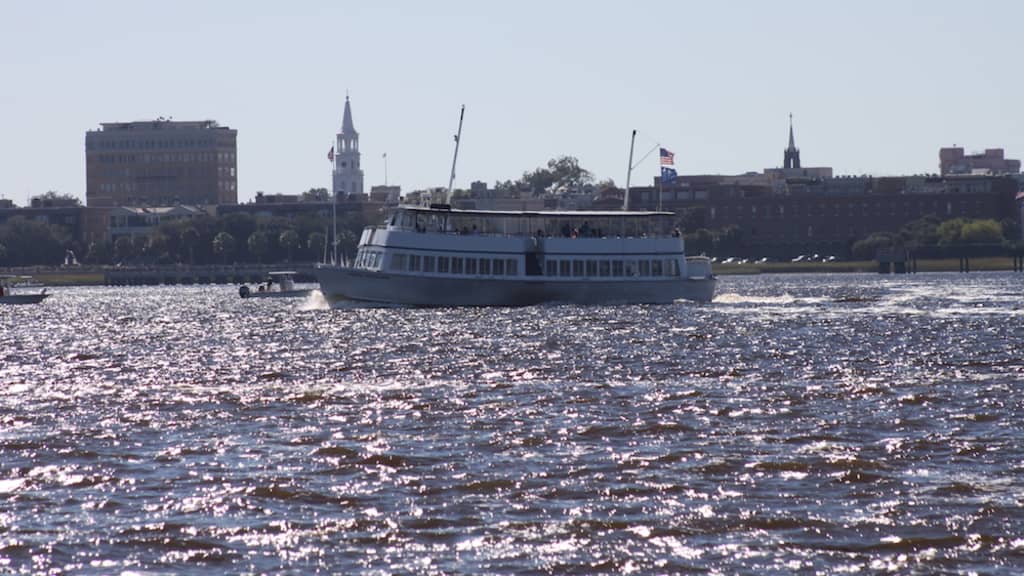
[332, 95, 364, 199]
[784, 113, 801, 170]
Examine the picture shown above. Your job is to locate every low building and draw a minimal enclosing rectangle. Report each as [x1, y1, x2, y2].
[940, 147, 1020, 175]
[631, 174, 1020, 258]
[107, 205, 212, 242]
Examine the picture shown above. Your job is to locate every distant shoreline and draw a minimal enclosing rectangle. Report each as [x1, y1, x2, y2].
[5, 256, 1021, 286]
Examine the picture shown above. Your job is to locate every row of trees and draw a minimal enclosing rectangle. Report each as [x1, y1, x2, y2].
[675, 215, 1022, 259]
[0, 211, 368, 267]
[850, 216, 1021, 260]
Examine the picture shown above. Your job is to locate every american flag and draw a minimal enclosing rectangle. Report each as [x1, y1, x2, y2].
[659, 147, 675, 166]
[327, 146, 335, 162]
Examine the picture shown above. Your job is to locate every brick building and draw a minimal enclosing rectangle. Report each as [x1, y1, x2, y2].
[86, 120, 237, 207]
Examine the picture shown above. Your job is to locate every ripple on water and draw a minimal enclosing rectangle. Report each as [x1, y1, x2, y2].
[1, 274, 1023, 573]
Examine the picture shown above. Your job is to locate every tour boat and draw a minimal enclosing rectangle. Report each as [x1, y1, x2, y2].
[238, 271, 312, 299]
[0, 275, 50, 305]
[316, 106, 714, 307]
[315, 205, 716, 306]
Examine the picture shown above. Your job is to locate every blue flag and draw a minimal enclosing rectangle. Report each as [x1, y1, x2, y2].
[661, 166, 677, 185]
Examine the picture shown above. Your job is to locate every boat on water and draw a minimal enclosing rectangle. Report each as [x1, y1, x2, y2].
[0, 275, 50, 305]
[315, 205, 716, 306]
[316, 106, 715, 307]
[238, 271, 312, 299]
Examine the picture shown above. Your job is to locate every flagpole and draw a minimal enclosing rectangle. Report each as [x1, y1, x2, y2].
[330, 145, 338, 266]
[383, 153, 388, 187]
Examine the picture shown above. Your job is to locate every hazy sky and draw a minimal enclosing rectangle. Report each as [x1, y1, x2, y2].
[2, 0, 1021, 204]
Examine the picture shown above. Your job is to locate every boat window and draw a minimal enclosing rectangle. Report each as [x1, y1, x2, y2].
[652, 260, 663, 276]
[572, 260, 584, 277]
[452, 257, 464, 274]
[438, 256, 450, 273]
[545, 260, 557, 276]
[668, 259, 680, 276]
[506, 259, 518, 276]
[390, 253, 407, 271]
[585, 260, 597, 277]
[409, 254, 421, 272]
[465, 257, 476, 275]
[612, 261, 624, 277]
[493, 259, 504, 275]
[372, 252, 382, 269]
[639, 260, 651, 277]
[625, 260, 636, 276]
[559, 260, 570, 277]
[479, 258, 491, 275]
[599, 260, 610, 277]
[424, 255, 436, 273]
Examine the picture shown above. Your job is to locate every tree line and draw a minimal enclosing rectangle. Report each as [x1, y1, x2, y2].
[678, 214, 1022, 259]
[0, 211, 368, 267]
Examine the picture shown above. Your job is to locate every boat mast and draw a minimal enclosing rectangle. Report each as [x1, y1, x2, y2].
[623, 129, 636, 211]
[446, 105, 465, 204]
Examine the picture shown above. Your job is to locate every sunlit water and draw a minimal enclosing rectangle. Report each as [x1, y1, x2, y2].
[2, 273, 1023, 574]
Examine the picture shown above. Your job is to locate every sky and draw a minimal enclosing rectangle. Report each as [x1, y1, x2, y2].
[1, 0, 1022, 205]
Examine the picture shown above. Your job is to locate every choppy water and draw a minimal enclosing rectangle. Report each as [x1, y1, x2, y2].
[2, 272, 1023, 574]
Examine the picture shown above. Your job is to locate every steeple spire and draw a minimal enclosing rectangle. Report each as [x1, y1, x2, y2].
[341, 95, 356, 135]
[788, 113, 796, 150]
[784, 113, 801, 170]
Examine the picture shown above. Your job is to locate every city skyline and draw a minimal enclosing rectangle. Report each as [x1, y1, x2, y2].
[1, 0, 1022, 205]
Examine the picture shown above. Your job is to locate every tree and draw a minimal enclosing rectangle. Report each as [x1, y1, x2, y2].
[0, 216, 66, 265]
[851, 233, 895, 260]
[515, 155, 594, 195]
[307, 232, 326, 262]
[181, 226, 200, 264]
[213, 231, 236, 264]
[685, 228, 714, 256]
[279, 229, 300, 262]
[960, 219, 1003, 244]
[85, 241, 111, 264]
[247, 231, 269, 263]
[114, 236, 134, 263]
[302, 187, 330, 202]
[30, 190, 81, 207]
[146, 234, 168, 262]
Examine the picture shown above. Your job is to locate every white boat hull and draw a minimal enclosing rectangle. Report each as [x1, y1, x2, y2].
[241, 289, 313, 299]
[316, 265, 715, 307]
[0, 293, 49, 305]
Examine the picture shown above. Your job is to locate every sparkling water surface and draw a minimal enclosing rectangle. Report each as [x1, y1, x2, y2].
[2, 272, 1023, 574]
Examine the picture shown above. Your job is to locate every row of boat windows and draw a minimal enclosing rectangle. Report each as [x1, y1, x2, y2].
[545, 258, 680, 277]
[355, 250, 680, 278]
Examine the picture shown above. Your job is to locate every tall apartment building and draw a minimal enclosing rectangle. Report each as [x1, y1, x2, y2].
[86, 120, 237, 207]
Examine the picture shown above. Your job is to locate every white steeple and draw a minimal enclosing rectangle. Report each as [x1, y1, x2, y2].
[332, 94, 364, 199]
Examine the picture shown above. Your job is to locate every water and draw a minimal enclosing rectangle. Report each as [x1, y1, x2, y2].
[2, 273, 1023, 574]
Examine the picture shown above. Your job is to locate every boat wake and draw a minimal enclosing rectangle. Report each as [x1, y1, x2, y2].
[714, 293, 798, 305]
[299, 290, 331, 311]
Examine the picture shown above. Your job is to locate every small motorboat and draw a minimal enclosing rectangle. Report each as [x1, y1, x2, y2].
[0, 275, 50, 305]
[238, 271, 312, 299]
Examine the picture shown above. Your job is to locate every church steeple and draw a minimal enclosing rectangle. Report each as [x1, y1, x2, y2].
[341, 95, 356, 135]
[784, 113, 801, 170]
[333, 93, 364, 199]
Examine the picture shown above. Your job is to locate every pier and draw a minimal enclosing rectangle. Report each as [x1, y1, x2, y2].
[104, 265, 316, 286]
